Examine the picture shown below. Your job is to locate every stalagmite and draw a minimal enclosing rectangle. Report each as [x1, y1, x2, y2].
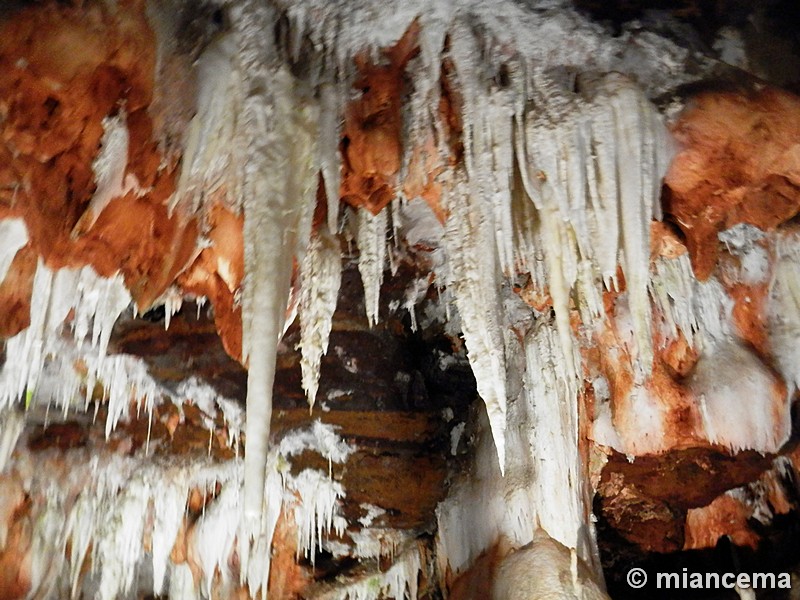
[493, 531, 610, 600]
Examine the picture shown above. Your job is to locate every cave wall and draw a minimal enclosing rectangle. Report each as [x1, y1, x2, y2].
[0, 1, 800, 599]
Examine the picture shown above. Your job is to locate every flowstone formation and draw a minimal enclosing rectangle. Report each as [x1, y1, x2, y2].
[1, 1, 800, 599]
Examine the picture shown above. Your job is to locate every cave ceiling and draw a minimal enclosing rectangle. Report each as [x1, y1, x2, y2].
[1, 1, 800, 599]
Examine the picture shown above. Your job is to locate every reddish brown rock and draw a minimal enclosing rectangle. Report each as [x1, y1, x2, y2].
[683, 457, 798, 552]
[340, 23, 419, 214]
[0, 0, 196, 311]
[446, 540, 508, 600]
[684, 493, 760, 550]
[0, 245, 36, 339]
[268, 509, 312, 598]
[177, 202, 245, 362]
[0, 476, 30, 600]
[665, 86, 800, 279]
[599, 472, 685, 553]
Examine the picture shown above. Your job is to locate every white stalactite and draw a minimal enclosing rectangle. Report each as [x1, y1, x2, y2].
[0, 408, 23, 473]
[525, 322, 583, 554]
[521, 72, 672, 376]
[95, 473, 151, 600]
[356, 207, 388, 327]
[75, 112, 137, 234]
[292, 469, 348, 562]
[435, 317, 601, 590]
[442, 174, 509, 472]
[172, 33, 242, 214]
[649, 252, 732, 348]
[151, 471, 188, 595]
[0, 2, 769, 597]
[0, 261, 132, 414]
[319, 83, 344, 234]
[603, 75, 671, 372]
[299, 231, 342, 407]
[5, 420, 355, 600]
[233, 0, 320, 534]
[169, 564, 201, 600]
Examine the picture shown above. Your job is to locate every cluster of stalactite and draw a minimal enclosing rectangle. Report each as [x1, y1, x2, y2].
[0, 1, 799, 599]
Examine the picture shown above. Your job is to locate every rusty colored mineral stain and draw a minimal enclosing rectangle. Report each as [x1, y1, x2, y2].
[650, 221, 688, 259]
[340, 22, 420, 214]
[169, 517, 189, 565]
[401, 47, 465, 224]
[403, 133, 448, 224]
[515, 277, 553, 312]
[682, 458, 798, 552]
[710, 236, 775, 357]
[664, 86, 800, 280]
[0, 245, 36, 339]
[446, 540, 508, 600]
[267, 508, 312, 598]
[684, 494, 759, 550]
[658, 331, 699, 379]
[0, 476, 31, 600]
[727, 281, 771, 356]
[177, 202, 244, 362]
[594, 299, 705, 454]
[0, 0, 196, 314]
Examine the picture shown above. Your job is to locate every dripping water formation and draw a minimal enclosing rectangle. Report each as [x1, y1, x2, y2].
[1, 0, 800, 598]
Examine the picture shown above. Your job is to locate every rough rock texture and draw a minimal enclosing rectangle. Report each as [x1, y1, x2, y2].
[0, 1, 198, 310]
[340, 24, 420, 215]
[1, 1, 800, 599]
[664, 86, 800, 280]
